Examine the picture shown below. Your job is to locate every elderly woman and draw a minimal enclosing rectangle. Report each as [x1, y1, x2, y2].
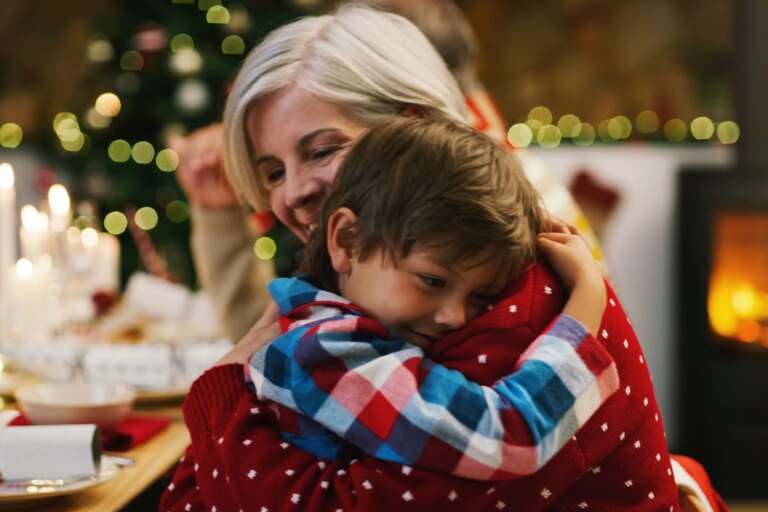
[160, 4, 683, 512]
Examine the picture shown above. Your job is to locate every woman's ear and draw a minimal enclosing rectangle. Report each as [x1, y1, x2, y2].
[327, 207, 357, 273]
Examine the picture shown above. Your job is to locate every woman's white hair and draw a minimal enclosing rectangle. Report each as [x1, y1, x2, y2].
[223, 3, 468, 210]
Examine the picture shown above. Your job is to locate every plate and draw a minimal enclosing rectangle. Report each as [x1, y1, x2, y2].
[0, 371, 40, 399]
[0, 457, 118, 509]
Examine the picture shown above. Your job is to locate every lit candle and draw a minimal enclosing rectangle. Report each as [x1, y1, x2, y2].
[0, 163, 15, 274]
[92, 232, 121, 294]
[20, 204, 50, 263]
[0, 163, 16, 343]
[48, 184, 71, 271]
[7, 257, 53, 342]
[48, 184, 71, 233]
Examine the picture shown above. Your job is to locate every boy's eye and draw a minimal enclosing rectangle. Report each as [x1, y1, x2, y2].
[470, 294, 495, 305]
[419, 275, 446, 289]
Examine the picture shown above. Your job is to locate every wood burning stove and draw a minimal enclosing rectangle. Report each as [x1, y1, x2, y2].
[677, 168, 768, 499]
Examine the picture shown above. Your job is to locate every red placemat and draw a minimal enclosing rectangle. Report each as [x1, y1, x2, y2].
[9, 413, 171, 452]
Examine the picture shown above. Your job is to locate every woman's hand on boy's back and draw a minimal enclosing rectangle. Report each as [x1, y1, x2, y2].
[537, 231, 606, 336]
[215, 301, 281, 366]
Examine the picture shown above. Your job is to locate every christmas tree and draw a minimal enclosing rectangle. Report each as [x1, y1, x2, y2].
[45, 0, 307, 288]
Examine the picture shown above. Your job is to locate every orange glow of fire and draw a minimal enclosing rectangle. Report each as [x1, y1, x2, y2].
[707, 213, 768, 347]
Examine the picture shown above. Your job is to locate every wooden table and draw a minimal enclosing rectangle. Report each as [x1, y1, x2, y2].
[0, 400, 190, 512]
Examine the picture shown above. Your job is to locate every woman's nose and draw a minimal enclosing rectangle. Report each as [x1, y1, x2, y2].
[284, 166, 322, 209]
[434, 300, 467, 330]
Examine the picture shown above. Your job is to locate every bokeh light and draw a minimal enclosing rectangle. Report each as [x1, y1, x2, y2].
[170, 49, 203, 75]
[53, 112, 78, 138]
[120, 50, 144, 71]
[537, 125, 562, 148]
[527, 106, 552, 125]
[134, 206, 159, 230]
[663, 119, 688, 142]
[131, 141, 156, 164]
[0, 123, 23, 148]
[116, 72, 141, 94]
[175, 79, 210, 113]
[85, 108, 111, 129]
[87, 34, 114, 63]
[507, 123, 533, 148]
[156, 149, 180, 172]
[170, 34, 194, 52]
[108, 139, 132, 162]
[690, 116, 715, 140]
[165, 200, 190, 223]
[556, 114, 581, 137]
[207, 5, 230, 24]
[597, 119, 614, 142]
[221, 35, 245, 55]
[199, 0, 221, 9]
[227, 5, 251, 33]
[95, 92, 121, 117]
[104, 211, 128, 235]
[254, 236, 277, 261]
[635, 110, 660, 134]
[608, 115, 632, 140]
[716, 121, 740, 144]
[61, 132, 88, 153]
[573, 123, 596, 146]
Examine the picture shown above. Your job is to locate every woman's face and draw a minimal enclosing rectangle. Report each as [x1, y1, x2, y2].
[246, 86, 369, 242]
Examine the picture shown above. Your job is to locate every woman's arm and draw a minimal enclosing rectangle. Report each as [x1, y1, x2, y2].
[172, 124, 275, 341]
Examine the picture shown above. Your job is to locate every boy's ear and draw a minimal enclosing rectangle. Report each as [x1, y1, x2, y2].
[401, 104, 429, 119]
[327, 207, 357, 273]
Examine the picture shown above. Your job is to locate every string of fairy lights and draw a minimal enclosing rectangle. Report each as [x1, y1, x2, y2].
[0, 0, 741, 267]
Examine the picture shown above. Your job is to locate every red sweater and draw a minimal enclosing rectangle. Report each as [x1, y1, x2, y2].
[160, 261, 679, 511]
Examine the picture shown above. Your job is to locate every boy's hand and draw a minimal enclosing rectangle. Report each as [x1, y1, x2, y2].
[536, 232, 602, 291]
[537, 231, 606, 336]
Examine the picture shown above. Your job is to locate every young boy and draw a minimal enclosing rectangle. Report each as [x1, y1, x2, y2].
[246, 117, 618, 479]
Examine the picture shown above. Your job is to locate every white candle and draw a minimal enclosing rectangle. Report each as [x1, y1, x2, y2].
[0, 163, 16, 273]
[20, 204, 50, 263]
[0, 163, 16, 343]
[93, 232, 121, 293]
[7, 257, 53, 342]
[48, 184, 71, 233]
[48, 184, 72, 272]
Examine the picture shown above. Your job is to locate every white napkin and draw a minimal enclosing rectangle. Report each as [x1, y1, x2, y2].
[82, 343, 173, 389]
[124, 272, 191, 320]
[0, 424, 101, 481]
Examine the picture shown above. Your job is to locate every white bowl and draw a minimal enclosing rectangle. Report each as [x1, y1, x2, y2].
[15, 382, 136, 431]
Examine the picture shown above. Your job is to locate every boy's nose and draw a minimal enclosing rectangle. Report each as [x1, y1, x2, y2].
[434, 300, 467, 330]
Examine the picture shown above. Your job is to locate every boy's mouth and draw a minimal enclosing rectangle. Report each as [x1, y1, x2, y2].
[402, 328, 439, 350]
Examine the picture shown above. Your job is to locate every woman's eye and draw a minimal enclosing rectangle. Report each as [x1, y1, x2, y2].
[264, 167, 284, 187]
[419, 275, 446, 289]
[310, 147, 339, 163]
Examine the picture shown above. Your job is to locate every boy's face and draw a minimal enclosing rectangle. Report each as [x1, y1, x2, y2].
[339, 246, 512, 350]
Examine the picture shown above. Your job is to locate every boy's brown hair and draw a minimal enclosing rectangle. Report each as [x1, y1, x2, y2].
[304, 117, 544, 293]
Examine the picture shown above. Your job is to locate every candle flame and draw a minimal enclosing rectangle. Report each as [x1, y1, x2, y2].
[81, 227, 99, 248]
[48, 184, 71, 216]
[0, 162, 13, 189]
[21, 205, 46, 233]
[16, 258, 33, 279]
